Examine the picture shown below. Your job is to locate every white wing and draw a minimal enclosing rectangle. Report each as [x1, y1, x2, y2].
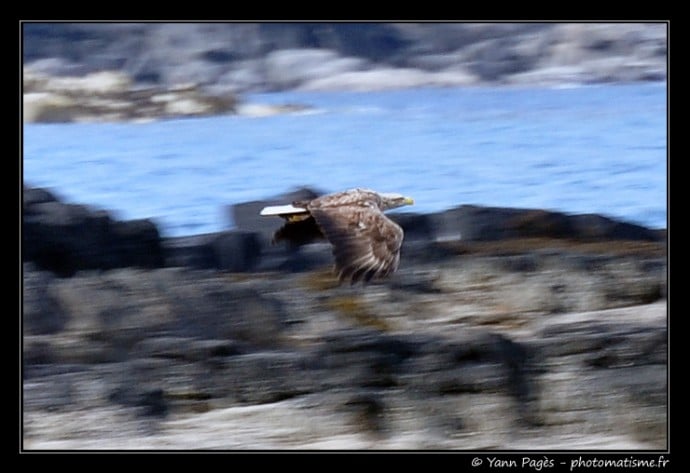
[259, 204, 309, 217]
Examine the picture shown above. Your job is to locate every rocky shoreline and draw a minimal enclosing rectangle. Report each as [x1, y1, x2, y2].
[23, 69, 239, 123]
[22, 23, 667, 123]
[22, 186, 667, 449]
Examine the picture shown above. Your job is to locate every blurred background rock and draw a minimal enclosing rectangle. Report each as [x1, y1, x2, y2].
[22, 23, 666, 122]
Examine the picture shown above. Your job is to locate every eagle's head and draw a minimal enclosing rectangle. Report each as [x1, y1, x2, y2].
[378, 192, 415, 211]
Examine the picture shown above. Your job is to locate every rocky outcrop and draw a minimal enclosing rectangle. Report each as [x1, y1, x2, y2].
[22, 185, 667, 448]
[23, 186, 164, 276]
[23, 185, 665, 278]
[427, 205, 662, 243]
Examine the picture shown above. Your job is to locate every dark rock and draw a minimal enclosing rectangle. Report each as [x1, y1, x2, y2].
[199, 351, 316, 405]
[212, 231, 262, 272]
[320, 328, 421, 361]
[109, 219, 165, 268]
[396, 240, 459, 267]
[491, 333, 541, 407]
[569, 213, 661, 241]
[22, 362, 88, 380]
[389, 212, 435, 242]
[343, 391, 386, 433]
[23, 186, 59, 209]
[258, 243, 334, 273]
[498, 254, 541, 272]
[428, 205, 525, 242]
[104, 357, 210, 410]
[139, 388, 169, 417]
[505, 209, 574, 239]
[23, 336, 57, 366]
[134, 337, 246, 361]
[313, 23, 412, 63]
[163, 234, 217, 269]
[315, 329, 424, 390]
[165, 231, 263, 272]
[108, 385, 169, 417]
[400, 332, 542, 422]
[165, 285, 288, 347]
[557, 253, 614, 272]
[23, 187, 164, 276]
[23, 265, 68, 335]
[539, 322, 667, 364]
[654, 228, 667, 241]
[387, 268, 442, 293]
[465, 37, 538, 82]
[428, 205, 662, 243]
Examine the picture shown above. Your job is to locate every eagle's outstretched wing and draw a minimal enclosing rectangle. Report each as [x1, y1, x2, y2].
[309, 205, 404, 284]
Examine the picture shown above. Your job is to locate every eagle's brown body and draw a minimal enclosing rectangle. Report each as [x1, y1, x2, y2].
[260, 188, 414, 284]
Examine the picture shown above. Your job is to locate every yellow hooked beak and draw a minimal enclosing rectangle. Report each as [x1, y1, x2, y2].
[404, 197, 415, 205]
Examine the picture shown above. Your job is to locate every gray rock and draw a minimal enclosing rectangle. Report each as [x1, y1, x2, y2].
[23, 374, 77, 411]
[539, 322, 667, 365]
[198, 351, 318, 405]
[164, 231, 263, 272]
[43, 268, 289, 353]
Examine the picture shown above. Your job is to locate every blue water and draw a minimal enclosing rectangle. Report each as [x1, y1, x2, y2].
[23, 83, 667, 237]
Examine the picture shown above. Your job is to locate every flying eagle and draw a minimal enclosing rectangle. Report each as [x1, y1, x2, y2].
[260, 188, 414, 284]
